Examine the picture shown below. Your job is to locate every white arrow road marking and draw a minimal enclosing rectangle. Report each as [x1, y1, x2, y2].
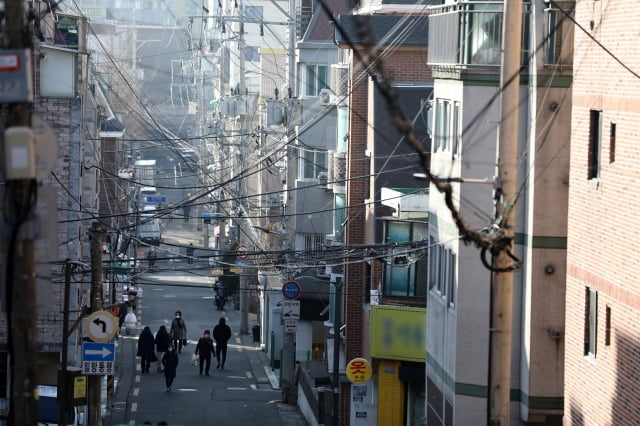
[85, 347, 112, 357]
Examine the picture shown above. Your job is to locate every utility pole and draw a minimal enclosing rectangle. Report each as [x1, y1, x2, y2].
[4, 0, 37, 425]
[279, 0, 299, 404]
[88, 222, 105, 426]
[489, 0, 522, 424]
[60, 259, 73, 426]
[237, 2, 249, 336]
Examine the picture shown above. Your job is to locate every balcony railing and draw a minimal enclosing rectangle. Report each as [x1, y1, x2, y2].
[427, 1, 530, 69]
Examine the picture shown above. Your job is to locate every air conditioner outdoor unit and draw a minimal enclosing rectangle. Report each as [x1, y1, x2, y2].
[319, 88, 331, 105]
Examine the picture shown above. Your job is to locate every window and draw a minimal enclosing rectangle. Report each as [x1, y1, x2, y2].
[244, 5, 263, 21]
[382, 221, 428, 297]
[588, 110, 602, 179]
[299, 233, 324, 262]
[434, 99, 455, 153]
[428, 238, 456, 306]
[437, 246, 447, 294]
[334, 194, 346, 242]
[302, 64, 329, 97]
[545, 8, 558, 64]
[298, 148, 327, 180]
[447, 253, 456, 307]
[428, 237, 438, 290]
[584, 287, 597, 357]
[605, 305, 611, 347]
[544, 6, 570, 66]
[54, 15, 79, 48]
[609, 122, 616, 164]
[434, 100, 446, 152]
[452, 102, 461, 158]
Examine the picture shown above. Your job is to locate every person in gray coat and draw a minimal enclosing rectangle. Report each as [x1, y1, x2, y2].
[170, 310, 187, 353]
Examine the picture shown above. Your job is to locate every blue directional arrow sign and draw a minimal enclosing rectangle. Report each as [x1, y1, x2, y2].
[82, 342, 115, 362]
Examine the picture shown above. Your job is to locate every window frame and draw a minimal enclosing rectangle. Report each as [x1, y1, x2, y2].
[584, 287, 598, 358]
[434, 99, 458, 154]
[452, 102, 461, 159]
[588, 109, 602, 180]
[381, 220, 428, 298]
[302, 64, 329, 97]
[298, 147, 328, 180]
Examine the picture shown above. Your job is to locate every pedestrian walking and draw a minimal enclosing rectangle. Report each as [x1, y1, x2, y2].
[147, 248, 157, 271]
[213, 317, 232, 369]
[170, 310, 188, 353]
[154, 325, 171, 372]
[186, 243, 194, 264]
[195, 330, 215, 376]
[137, 326, 157, 374]
[162, 345, 179, 392]
[118, 306, 127, 334]
[182, 203, 191, 223]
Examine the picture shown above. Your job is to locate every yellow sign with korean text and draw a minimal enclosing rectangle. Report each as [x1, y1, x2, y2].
[74, 376, 87, 399]
[370, 305, 426, 362]
[346, 358, 372, 384]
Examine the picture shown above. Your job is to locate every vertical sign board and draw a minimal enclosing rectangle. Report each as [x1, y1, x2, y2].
[349, 382, 377, 425]
[347, 358, 376, 425]
[284, 319, 297, 333]
[281, 300, 300, 319]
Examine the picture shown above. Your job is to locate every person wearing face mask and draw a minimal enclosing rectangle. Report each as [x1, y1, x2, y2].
[162, 345, 179, 392]
[170, 311, 187, 353]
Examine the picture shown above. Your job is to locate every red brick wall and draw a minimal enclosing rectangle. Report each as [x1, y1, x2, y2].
[341, 47, 430, 425]
[565, 1, 640, 424]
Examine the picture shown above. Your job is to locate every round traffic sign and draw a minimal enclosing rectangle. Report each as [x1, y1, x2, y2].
[346, 358, 372, 384]
[282, 281, 301, 300]
[85, 311, 119, 342]
[236, 245, 249, 260]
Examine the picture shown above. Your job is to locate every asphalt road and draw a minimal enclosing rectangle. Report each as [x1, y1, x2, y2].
[105, 207, 308, 425]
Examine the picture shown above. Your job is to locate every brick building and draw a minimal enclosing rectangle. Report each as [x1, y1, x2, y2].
[564, 1, 640, 424]
[335, 12, 432, 426]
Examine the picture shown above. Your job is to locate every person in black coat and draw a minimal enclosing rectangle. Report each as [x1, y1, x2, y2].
[154, 325, 171, 372]
[195, 330, 215, 376]
[137, 326, 157, 374]
[162, 345, 179, 392]
[186, 243, 194, 265]
[212, 317, 232, 369]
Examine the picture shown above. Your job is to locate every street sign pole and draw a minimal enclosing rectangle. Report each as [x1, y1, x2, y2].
[281, 281, 301, 404]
